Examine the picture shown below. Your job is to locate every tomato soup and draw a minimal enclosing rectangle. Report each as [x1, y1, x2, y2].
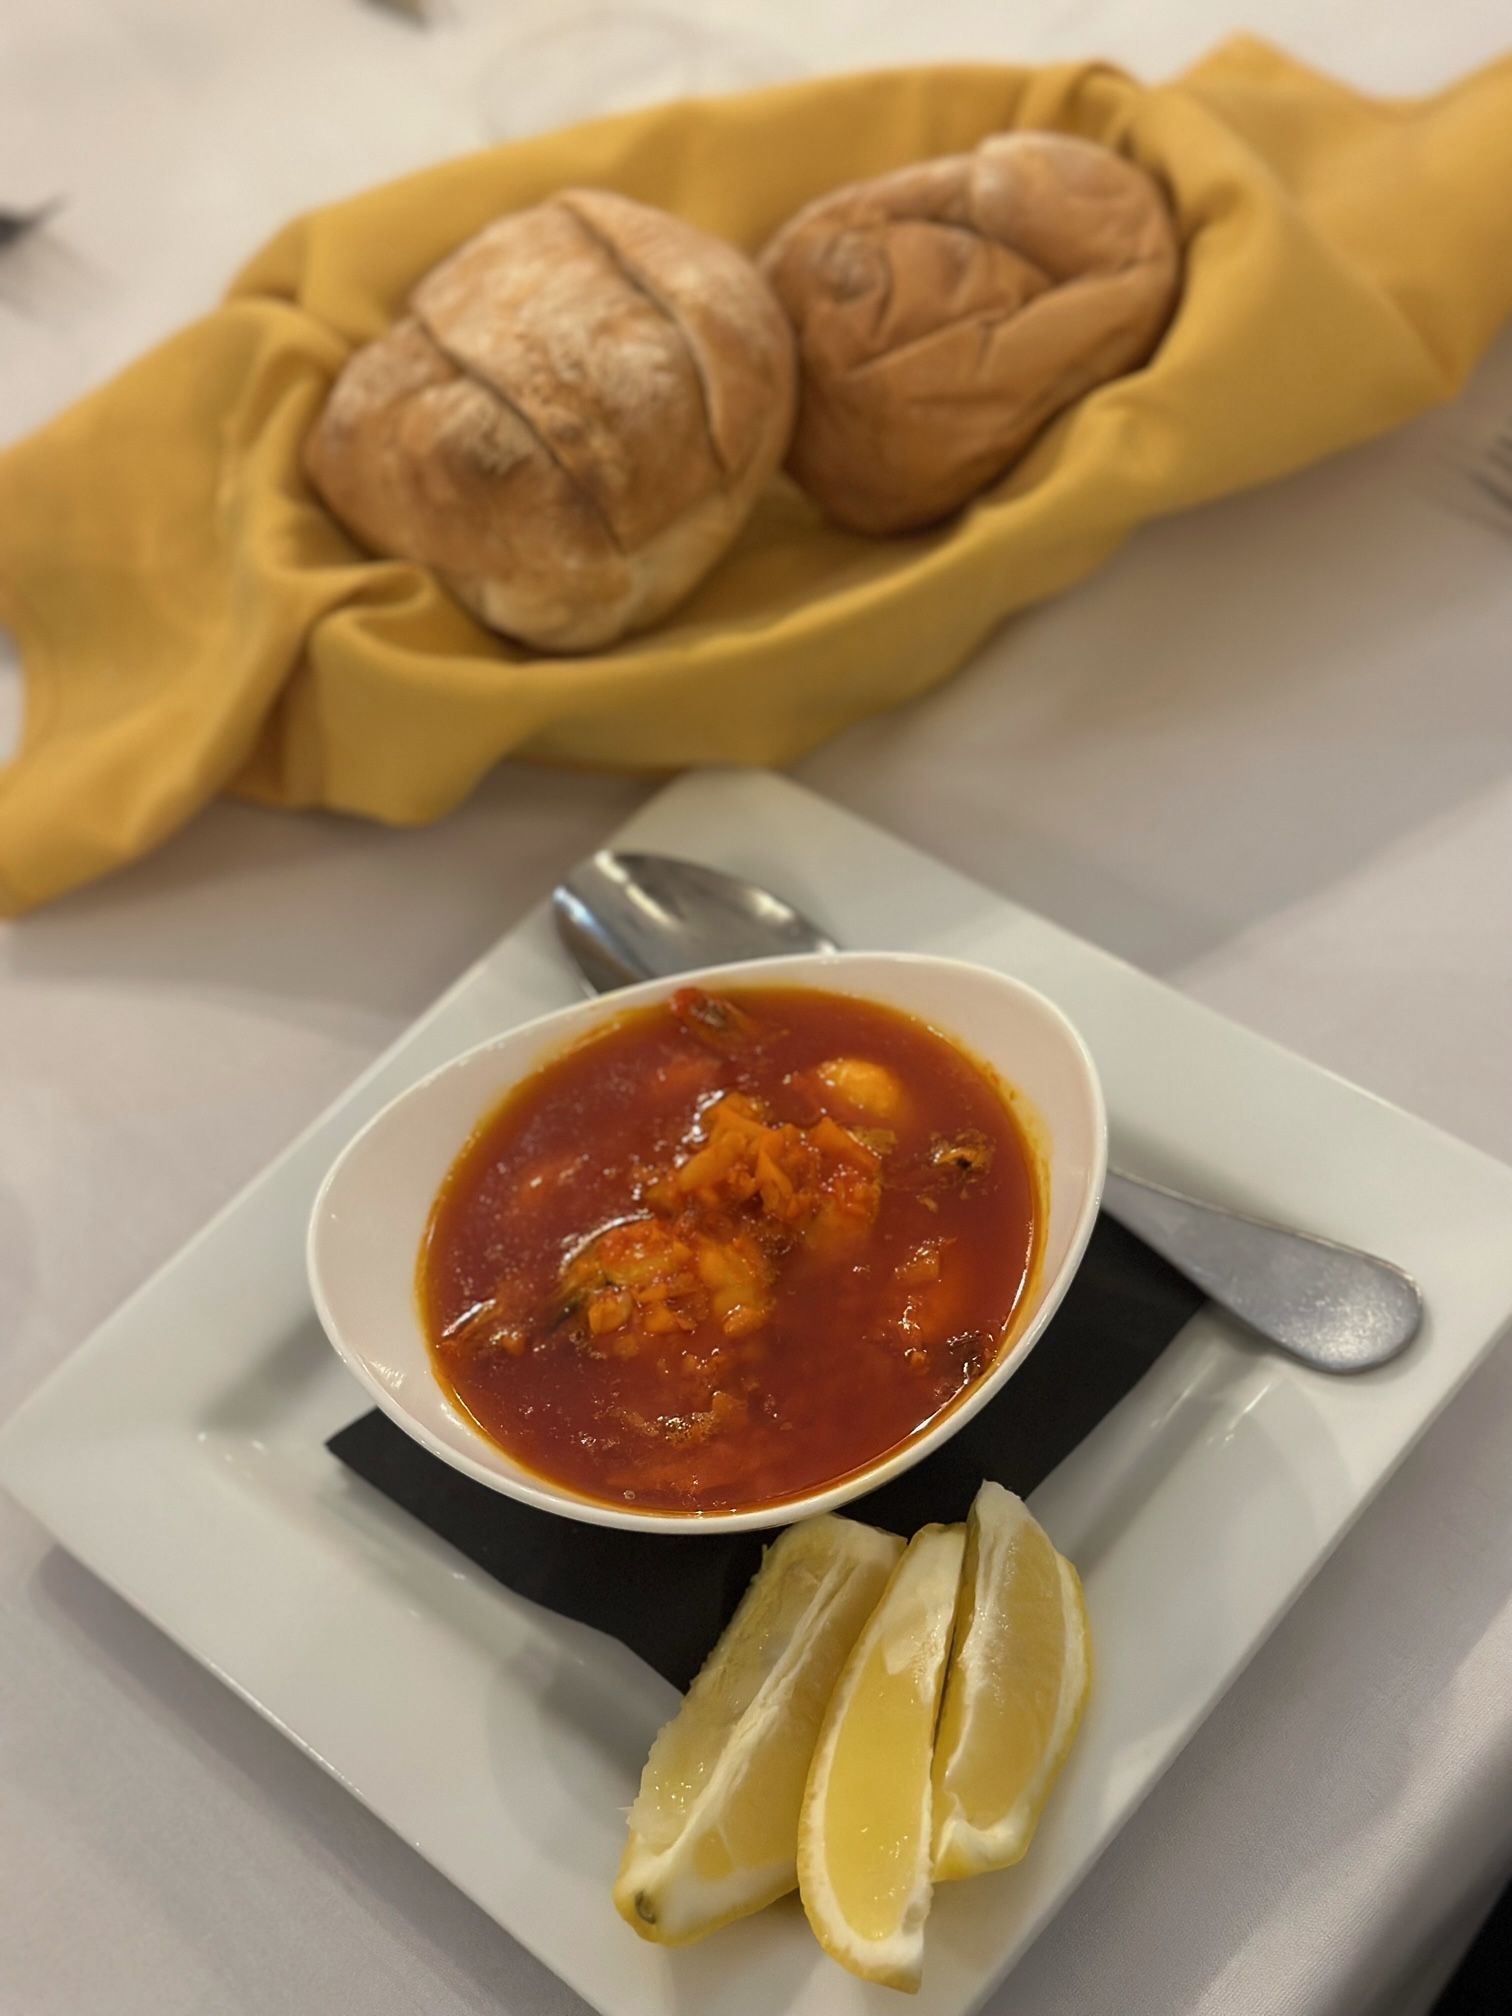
[420, 986, 1038, 1513]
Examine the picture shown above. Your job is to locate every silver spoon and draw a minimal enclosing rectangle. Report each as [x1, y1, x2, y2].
[552, 848, 1423, 1374]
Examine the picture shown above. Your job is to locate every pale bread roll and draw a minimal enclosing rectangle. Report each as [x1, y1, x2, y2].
[304, 190, 796, 652]
[761, 133, 1180, 534]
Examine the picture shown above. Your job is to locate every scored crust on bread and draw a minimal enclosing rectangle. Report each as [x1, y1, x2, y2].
[304, 190, 796, 653]
[761, 132, 1180, 535]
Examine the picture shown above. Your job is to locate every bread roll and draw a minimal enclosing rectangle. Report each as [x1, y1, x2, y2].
[304, 191, 796, 652]
[761, 133, 1180, 535]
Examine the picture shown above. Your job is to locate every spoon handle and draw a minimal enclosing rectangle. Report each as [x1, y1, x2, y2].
[1101, 1170, 1422, 1372]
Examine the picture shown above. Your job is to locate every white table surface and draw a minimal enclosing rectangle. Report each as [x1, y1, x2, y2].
[2, 5, 1510, 2014]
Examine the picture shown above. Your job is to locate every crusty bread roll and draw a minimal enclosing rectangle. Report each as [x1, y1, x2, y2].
[304, 191, 796, 652]
[761, 133, 1180, 535]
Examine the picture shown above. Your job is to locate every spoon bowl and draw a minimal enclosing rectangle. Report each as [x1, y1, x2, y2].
[553, 850, 837, 993]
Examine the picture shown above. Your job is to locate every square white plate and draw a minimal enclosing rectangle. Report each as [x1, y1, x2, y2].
[4, 769, 1511, 2016]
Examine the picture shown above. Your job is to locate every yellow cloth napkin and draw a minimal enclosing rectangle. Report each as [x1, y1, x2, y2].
[3, 38, 1511, 915]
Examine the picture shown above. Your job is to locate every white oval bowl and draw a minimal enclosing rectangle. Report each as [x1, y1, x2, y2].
[307, 952, 1106, 1534]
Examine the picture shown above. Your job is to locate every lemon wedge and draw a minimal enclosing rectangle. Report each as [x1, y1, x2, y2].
[931, 1482, 1090, 1882]
[615, 1515, 902, 1945]
[797, 1523, 965, 1992]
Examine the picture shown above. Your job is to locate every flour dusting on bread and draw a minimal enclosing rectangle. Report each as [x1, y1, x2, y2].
[304, 190, 795, 653]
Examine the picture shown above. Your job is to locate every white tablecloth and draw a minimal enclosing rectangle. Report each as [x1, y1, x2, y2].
[3, 5, 1510, 2014]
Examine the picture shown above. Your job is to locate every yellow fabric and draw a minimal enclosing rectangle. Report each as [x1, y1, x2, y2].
[2, 37, 1511, 915]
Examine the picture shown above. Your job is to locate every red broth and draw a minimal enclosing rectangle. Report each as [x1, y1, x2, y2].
[420, 986, 1038, 1513]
